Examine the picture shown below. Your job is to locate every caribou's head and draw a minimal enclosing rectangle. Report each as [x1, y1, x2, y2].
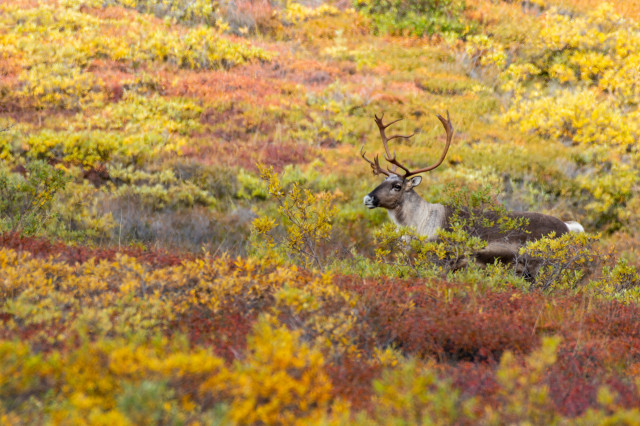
[361, 112, 454, 210]
[363, 174, 422, 209]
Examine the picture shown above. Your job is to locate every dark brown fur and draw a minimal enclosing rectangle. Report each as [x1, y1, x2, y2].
[443, 208, 570, 244]
[442, 207, 571, 269]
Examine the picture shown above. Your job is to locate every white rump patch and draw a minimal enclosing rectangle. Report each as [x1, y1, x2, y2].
[564, 221, 584, 233]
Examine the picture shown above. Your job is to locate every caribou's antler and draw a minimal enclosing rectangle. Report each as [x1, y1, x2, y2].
[360, 145, 390, 176]
[403, 111, 454, 177]
[374, 113, 415, 175]
[362, 111, 454, 178]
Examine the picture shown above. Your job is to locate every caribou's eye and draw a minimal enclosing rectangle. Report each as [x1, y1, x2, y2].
[392, 184, 402, 191]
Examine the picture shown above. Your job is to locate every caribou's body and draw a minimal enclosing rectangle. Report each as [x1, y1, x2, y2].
[361, 112, 584, 268]
[364, 173, 583, 265]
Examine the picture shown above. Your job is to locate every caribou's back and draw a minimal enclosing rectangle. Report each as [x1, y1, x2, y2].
[443, 208, 570, 244]
[511, 212, 572, 241]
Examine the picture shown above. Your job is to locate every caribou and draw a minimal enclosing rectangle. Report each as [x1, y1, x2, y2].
[361, 111, 584, 269]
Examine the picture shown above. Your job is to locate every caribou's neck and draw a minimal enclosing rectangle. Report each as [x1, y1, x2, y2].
[387, 191, 446, 240]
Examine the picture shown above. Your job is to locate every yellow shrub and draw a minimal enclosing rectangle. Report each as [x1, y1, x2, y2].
[492, 336, 561, 424]
[19, 63, 105, 110]
[365, 359, 476, 424]
[468, 3, 640, 159]
[590, 257, 640, 303]
[282, 3, 341, 25]
[519, 232, 600, 291]
[229, 316, 333, 425]
[252, 164, 337, 271]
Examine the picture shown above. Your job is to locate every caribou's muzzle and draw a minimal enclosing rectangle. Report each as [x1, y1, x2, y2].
[363, 194, 377, 209]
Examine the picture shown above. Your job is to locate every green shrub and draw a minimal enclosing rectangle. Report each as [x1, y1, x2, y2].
[444, 184, 529, 240]
[372, 223, 486, 278]
[0, 161, 69, 236]
[117, 380, 181, 425]
[98, 0, 218, 26]
[53, 180, 116, 242]
[354, 0, 469, 37]
[590, 257, 640, 303]
[110, 167, 216, 210]
[519, 232, 600, 291]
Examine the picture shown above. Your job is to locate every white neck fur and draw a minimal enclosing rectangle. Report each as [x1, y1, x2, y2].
[388, 193, 446, 240]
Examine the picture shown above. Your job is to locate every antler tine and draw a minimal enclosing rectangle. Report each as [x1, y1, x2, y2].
[375, 114, 403, 130]
[404, 110, 454, 177]
[360, 144, 390, 177]
[374, 113, 416, 171]
[385, 156, 411, 175]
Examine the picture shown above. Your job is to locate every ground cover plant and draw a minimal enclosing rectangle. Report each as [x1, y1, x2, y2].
[3, 0, 640, 423]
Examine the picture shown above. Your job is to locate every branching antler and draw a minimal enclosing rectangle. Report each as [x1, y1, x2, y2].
[361, 111, 454, 178]
[404, 111, 454, 177]
[374, 112, 415, 175]
[360, 145, 390, 176]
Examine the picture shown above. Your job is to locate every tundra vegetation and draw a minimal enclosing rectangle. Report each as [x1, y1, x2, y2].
[3, 0, 640, 423]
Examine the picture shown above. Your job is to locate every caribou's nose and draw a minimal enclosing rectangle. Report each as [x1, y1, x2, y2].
[363, 194, 376, 209]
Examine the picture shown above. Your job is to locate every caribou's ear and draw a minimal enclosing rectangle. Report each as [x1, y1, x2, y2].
[407, 176, 422, 189]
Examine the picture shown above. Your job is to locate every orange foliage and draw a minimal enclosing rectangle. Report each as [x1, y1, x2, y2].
[168, 57, 342, 106]
[184, 133, 313, 172]
[225, 0, 280, 34]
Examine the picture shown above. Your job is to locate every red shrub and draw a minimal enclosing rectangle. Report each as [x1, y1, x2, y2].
[585, 301, 640, 339]
[326, 354, 382, 411]
[172, 305, 257, 363]
[445, 361, 498, 399]
[223, 0, 279, 35]
[334, 273, 640, 417]
[0, 232, 190, 268]
[0, 318, 69, 353]
[83, 164, 111, 187]
[259, 142, 310, 172]
[336, 276, 542, 361]
[546, 341, 640, 416]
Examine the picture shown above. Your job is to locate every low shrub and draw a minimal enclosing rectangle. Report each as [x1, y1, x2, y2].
[96, 0, 218, 26]
[0, 161, 69, 236]
[590, 258, 640, 303]
[251, 164, 337, 271]
[364, 358, 477, 424]
[519, 231, 600, 291]
[354, 0, 469, 37]
[228, 315, 334, 424]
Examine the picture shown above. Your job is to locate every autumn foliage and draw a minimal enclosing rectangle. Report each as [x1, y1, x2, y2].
[2, 244, 640, 422]
[4, 0, 640, 423]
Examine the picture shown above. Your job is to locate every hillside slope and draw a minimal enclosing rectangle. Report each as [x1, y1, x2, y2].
[3, 0, 640, 423]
